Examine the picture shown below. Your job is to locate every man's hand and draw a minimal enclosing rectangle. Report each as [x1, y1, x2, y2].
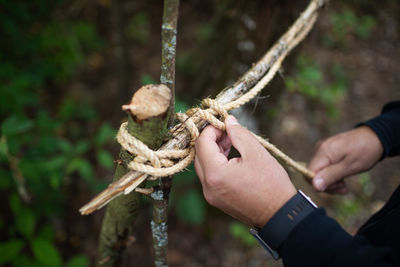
[194, 115, 296, 227]
[309, 126, 384, 194]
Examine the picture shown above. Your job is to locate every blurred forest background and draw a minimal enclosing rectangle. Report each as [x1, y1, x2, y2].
[1, 0, 400, 266]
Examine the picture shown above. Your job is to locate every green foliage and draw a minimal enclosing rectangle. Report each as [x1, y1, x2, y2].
[177, 190, 207, 224]
[322, 9, 377, 47]
[0, 239, 24, 264]
[0, 1, 112, 265]
[175, 98, 191, 113]
[66, 255, 90, 267]
[285, 55, 348, 117]
[32, 239, 63, 267]
[229, 222, 257, 247]
[126, 12, 151, 44]
[170, 164, 207, 224]
[140, 74, 157, 85]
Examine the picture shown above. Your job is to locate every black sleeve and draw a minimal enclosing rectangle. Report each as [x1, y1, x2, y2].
[360, 101, 400, 158]
[279, 209, 399, 267]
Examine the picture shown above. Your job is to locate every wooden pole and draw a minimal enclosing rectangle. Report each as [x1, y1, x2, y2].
[150, 1, 179, 266]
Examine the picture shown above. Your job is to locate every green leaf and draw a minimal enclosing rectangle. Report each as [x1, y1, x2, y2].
[0, 239, 24, 264]
[174, 99, 190, 113]
[75, 141, 89, 155]
[58, 139, 72, 153]
[0, 139, 7, 158]
[1, 116, 33, 136]
[10, 255, 42, 267]
[94, 123, 115, 146]
[67, 158, 94, 183]
[66, 254, 89, 267]
[96, 150, 113, 169]
[37, 225, 55, 242]
[31, 239, 62, 267]
[9, 193, 22, 216]
[15, 209, 36, 238]
[177, 190, 206, 224]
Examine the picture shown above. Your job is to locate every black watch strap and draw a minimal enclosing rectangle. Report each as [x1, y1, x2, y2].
[251, 190, 317, 260]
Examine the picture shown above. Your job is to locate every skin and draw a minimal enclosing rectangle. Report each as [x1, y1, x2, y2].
[194, 115, 296, 227]
[194, 116, 384, 227]
[309, 126, 384, 194]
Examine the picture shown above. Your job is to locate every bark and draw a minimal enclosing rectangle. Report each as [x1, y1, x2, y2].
[150, 1, 179, 266]
[80, 0, 326, 215]
[97, 84, 172, 267]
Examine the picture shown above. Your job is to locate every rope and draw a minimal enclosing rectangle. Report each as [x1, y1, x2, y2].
[117, 95, 315, 182]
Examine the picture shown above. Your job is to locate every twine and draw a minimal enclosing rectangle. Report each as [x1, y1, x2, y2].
[117, 95, 315, 182]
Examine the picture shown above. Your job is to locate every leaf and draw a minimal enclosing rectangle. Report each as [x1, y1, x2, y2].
[0, 239, 24, 264]
[96, 150, 113, 169]
[66, 254, 89, 267]
[94, 123, 115, 146]
[177, 190, 206, 224]
[1, 116, 33, 136]
[75, 140, 89, 155]
[9, 193, 22, 216]
[15, 209, 36, 238]
[67, 158, 94, 183]
[31, 239, 62, 267]
[37, 225, 55, 242]
[175, 99, 190, 113]
[0, 139, 7, 158]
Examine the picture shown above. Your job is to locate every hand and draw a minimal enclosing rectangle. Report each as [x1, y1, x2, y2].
[309, 126, 384, 194]
[194, 115, 296, 227]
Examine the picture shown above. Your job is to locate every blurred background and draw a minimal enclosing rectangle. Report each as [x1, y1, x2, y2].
[1, 0, 400, 266]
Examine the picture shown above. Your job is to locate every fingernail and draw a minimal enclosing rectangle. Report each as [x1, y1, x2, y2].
[314, 177, 327, 191]
[225, 115, 239, 126]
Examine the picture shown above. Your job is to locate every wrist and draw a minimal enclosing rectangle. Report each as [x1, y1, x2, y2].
[251, 190, 318, 260]
[254, 186, 297, 227]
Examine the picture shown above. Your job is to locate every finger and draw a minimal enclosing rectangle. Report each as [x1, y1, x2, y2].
[218, 133, 232, 157]
[224, 115, 265, 160]
[325, 180, 348, 194]
[195, 125, 228, 172]
[312, 160, 350, 192]
[308, 154, 331, 174]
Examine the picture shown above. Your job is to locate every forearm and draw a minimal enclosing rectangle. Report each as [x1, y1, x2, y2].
[279, 209, 399, 267]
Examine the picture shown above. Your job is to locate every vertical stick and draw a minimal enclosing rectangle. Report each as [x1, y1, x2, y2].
[151, 1, 179, 266]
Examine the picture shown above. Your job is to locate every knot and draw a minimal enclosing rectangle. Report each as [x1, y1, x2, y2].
[116, 98, 231, 180]
[201, 98, 229, 120]
[117, 122, 195, 179]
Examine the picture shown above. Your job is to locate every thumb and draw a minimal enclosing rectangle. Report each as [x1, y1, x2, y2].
[313, 161, 348, 192]
[225, 115, 265, 160]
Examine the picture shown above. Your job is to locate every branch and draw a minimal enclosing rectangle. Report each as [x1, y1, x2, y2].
[151, 0, 180, 266]
[80, 0, 326, 215]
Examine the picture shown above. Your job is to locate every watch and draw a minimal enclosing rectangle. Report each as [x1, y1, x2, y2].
[250, 190, 317, 260]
